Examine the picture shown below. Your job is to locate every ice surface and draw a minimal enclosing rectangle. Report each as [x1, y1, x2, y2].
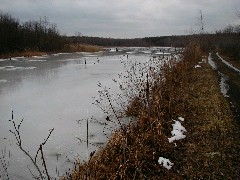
[0, 47, 179, 179]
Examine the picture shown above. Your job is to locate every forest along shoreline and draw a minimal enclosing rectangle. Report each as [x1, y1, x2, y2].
[63, 44, 240, 179]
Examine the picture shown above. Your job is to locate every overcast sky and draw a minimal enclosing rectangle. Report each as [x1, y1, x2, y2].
[1, 0, 240, 38]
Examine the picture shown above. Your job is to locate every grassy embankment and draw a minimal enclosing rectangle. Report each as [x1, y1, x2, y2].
[65, 44, 240, 179]
[0, 44, 102, 59]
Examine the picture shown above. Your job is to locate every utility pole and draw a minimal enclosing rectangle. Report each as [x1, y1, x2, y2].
[200, 10, 204, 33]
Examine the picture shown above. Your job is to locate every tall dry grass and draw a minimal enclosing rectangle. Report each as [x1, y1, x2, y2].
[63, 44, 102, 53]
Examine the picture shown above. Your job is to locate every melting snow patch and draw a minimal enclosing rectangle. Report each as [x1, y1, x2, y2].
[217, 52, 240, 73]
[219, 72, 229, 97]
[168, 120, 187, 143]
[194, 65, 201, 68]
[178, 117, 184, 121]
[208, 53, 217, 70]
[158, 157, 174, 170]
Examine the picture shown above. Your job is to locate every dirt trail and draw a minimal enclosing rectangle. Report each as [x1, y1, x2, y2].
[210, 52, 240, 121]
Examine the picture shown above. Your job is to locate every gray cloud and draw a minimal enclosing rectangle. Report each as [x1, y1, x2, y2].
[1, 0, 240, 38]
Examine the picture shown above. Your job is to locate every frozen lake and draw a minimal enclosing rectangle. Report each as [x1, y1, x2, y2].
[0, 47, 177, 179]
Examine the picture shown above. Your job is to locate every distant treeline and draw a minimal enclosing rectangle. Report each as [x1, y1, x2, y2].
[0, 12, 239, 59]
[66, 36, 148, 47]
[66, 35, 187, 47]
[0, 13, 64, 54]
[187, 25, 240, 59]
[214, 25, 240, 59]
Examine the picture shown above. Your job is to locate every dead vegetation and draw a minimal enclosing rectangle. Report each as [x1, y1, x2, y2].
[0, 51, 46, 59]
[0, 44, 102, 59]
[63, 44, 103, 53]
[64, 43, 240, 179]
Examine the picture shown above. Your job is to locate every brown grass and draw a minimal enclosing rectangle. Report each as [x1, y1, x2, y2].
[64, 44, 240, 179]
[0, 51, 46, 59]
[63, 44, 103, 53]
[0, 44, 102, 59]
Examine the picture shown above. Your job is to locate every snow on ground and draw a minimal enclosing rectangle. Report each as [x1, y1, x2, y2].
[158, 157, 174, 170]
[208, 53, 217, 70]
[158, 117, 186, 170]
[218, 72, 229, 97]
[0, 66, 37, 71]
[178, 117, 184, 121]
[217, 52, 240, 73]
[194, 64, 201, 68]
[168, 118, 187, 143]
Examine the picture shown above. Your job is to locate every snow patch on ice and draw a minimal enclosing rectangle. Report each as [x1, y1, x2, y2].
[141, 50, 152, 54]
[0, 79, 7, 83]
[28, 60, 47, 62]
[168, 120, 187, 143]
[33, 55, 48, 59]
[155, 52, 171, 55]
[217, 52, 240, 73]
[84, 54, 98, 57]
[0, 66, 36, 71]
[52, 52, 71, 56]
[126, 51, 136, 54]
[109, 48, 117, 52]
[219, 72, 229, 97]
[158, 157, 174, 170]
[208, 53, 217, 70]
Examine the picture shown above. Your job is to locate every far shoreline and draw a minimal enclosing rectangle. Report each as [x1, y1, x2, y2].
[0, 43, 104, 59]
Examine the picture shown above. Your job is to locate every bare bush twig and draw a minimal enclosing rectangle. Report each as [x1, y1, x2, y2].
[9, 111, 54, 180]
